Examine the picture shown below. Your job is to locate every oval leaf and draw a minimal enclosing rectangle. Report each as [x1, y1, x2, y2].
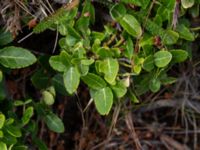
[63, 67, 80, 94]
[5, 125, 22, 137]
[181, 0, 194, 8]
[142, 55, 155, 72]
[0, 46, 37, 69]
[99, 58, 119, 85]
[22, 107, 34, 126]
[94, 87, 113, 115]
[81, 73, 107, 90]
[119, 14, 142, 38]
[0, 142, 7, 150]
[154, 51, 172, 68]
[110, 3, 127, 21]
[44, 112, 64, 133]
[0, 113, 5, 129]
[111, 80, 127, 98]
[162, 30, 179, 45]
[149, 78, 161, 93]
[170, 49, 188, 63]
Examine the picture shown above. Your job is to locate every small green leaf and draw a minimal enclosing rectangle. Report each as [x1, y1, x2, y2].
[133, 65, 142, 74]
[94, 87, 113, 115]
[49, 51, 71, 72]
[0, 130, 3, 138]
[176, 24, 194, 41]
[149, 78, 161, 93]
[44, 112, 64, 133]
[63, 67, 80, 94]
[154, 51, 172, 68]
[42, 90, 55, 106]
[31, 69, 49, 89]
[124, 37, 134, 59]
[12, 145, 28, 150]
[0, 142, 7, 150]
[0, 113, 5, 129]
[111, 80, 127, 98]
[127, 90, 139, 103]
[142, 55, 155, 72]
[162, 30, 179, 45]
[5, 125, 22, 137]
[170, 49, 188, 63]
[22, 107, 34, 126]
[52, 74, 68, 96]
[0, 70, 2, 82]
[0, 46, 37, 69]
[81, 73, 107, 90]
[0, 30, 13, 46]
[32, 137, 48, 150]
[110, 3, 127, 21]
[160, 77, 177, 85]
[99, 58, 119, 85]
[181, 0, 194, 8]
[119, 14, 142, 38]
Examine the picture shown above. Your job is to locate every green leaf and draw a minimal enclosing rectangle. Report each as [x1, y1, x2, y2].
[52, 74, 68, 96]
[41, 90, 55, 106]
[63, 67, 80, 94]
[149, 78, 161, 93]
[0, 30, 13, 46]
[119, 14, 142, 38]
[81, 73, 107, 90]
[31, 69, 49, 89]
[111, 80, 127, 98]
[44, 112, 64, 133]
[124, 37, 134, 59]
[22, 107, 34, 126]
[94, 87, 113, 115]
[0, 113, 5, 129]
[0, 80, 6, 101]
[12, 145, 28, 150]
[99, 58, 119, 85]
[142, 55, 155, 72]
[181, 0, 194, 8]
[110, 3, 126, 21]
[0, 70, 2, 82]
[5, 125, 22, 137]
[0, 130, 3, 138]
[0, 142, 7, 150]
[170, 49, 188, 63]
[154, 51, 172, 68]
[127, 90, 139, 103]
[0, 46, 37, 69]
[160, 76, 177, 85]
[162, 30, 179, 45]
[176, 24, 194, 41]
[32, 137, 48, 150]
[49, 51, 71, 72]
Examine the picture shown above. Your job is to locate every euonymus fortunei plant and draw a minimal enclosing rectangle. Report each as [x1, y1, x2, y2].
[33, 0, 195, 115]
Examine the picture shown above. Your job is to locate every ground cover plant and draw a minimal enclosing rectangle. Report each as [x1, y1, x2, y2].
[0, 0, 200, 149]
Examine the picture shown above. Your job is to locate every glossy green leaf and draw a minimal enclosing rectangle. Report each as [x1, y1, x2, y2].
[42, 90, 55, 106]
[5, 125, 22, 137]
[170, 49, 188, 63]
[63, 67, 80, 94]
[44, 112, 64, 133]
[110, 3, 126, 21]
[49, 51, 71, 72]
[94, 87, 113, 115]
[99, 58, 119, 85]
[154, 51, 172, 68]
[149, 78, 161, 93]
[0, 142, 7, 150]
[176, 24, 194, 41]
[22, 107, 34, 126]
[142, 55, 155, 72]
[119, 14, 142, 38]
[111, 80, 127, 98]
[162, 30, 179, 45]
[81, 73, 107, 90]
[0, 113, 5, 129]
[0, 46, 37, 69]
[181, 0, 194, 8]
[0, 130, 3, 138]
